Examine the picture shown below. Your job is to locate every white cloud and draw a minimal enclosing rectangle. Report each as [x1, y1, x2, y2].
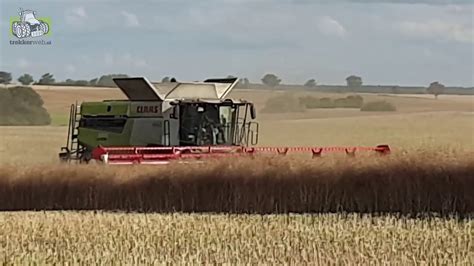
[104, 53, 114, 66]
[422, 48, 434, 57]
[333, 0, 474, 4]
[73, 7, 87, 18]
[396, 20, 474, 43]
[104, 53, 147, 68]
[121, 11, 140, 28]
[65, 64, 76, 74]
[122, 53, 148, 67]
[134, 58, 148, 68]
[317, 16, 347, 38]
[65, 7, 88, 26]
[17, 58, 30, 69]
[446, 4, 465, 12]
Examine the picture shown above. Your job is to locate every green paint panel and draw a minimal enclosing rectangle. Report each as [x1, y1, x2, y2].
[78, 119, 134, 148]
[77, 100, 168, 148]
[80, 101, 164, 117]
[80, 102, 129, 116]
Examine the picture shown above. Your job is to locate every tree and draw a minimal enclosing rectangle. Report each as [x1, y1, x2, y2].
[391, 86, 400, 94]
[74, 80, 89, 86]
[59, 79, 90, 86]
[239, 77, 250, 88]
[346, 75, 363, 90]
[97, 74, 128, 87]
[304, 79, 317, 88]
[18, 73, 34, 85]
[427, 81, 445, 99]
[237, 78, 250, 89]
[38, 73, 55, 85]
[63, 79, 75, 85]
[0, 86, 51, 125]
[0, 71, 12, 85]
[161, 76, 170, 83]
[89, 78, 98, 86]
[261, 73, 281, 88]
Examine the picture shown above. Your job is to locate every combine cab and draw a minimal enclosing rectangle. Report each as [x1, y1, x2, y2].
[59, 77, 389, 164]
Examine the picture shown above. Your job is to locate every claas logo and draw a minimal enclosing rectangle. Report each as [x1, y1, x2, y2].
[136, 106, 160, 114]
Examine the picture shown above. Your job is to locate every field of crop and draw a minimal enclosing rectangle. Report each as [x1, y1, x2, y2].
[1, 153, 473, 214]
[1, 212, 472, 264]
[0, 87, 473, 263]
[1, 86, 473, 164]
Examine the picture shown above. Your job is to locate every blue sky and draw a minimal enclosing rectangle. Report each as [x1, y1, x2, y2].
[0, 0, 473, 86]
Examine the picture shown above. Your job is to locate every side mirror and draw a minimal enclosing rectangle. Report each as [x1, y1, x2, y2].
[250, 104, 257, 120]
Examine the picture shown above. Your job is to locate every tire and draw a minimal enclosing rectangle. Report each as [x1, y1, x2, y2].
[39, 21, 49, 34]
[22, 24, 31, 38]
[59, 152, 71, 163]
[13, 22, 25, 38]
[17, 23, 28, 38]
[79, 150, 92, 164]
[12, 21, 20, 37]
[18, 25, 26, 38]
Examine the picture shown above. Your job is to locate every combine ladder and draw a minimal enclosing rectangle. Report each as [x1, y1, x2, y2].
[59, 103, 83, 162]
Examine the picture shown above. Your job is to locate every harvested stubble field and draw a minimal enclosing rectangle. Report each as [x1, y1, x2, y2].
[0, 212, 472, 264]
[0, 87, 473, 263]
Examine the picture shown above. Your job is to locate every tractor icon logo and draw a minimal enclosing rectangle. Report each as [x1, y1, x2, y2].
[11, 9, 50, 39]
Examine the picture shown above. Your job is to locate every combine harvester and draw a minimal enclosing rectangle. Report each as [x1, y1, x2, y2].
[59, 77, 390, 165]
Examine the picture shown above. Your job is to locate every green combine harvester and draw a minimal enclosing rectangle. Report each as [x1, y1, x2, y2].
[59, 77, 389, 165]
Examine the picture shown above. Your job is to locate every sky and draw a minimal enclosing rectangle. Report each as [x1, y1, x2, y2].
[0, 0, 473, 86]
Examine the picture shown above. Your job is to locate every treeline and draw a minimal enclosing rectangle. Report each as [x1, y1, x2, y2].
[248, 83, 474, 97]
[296, 84, 474, 97]
[1, 71, 473, 97]
[246, 75, 474, 97]
[0, 72, 129, 87]
[58, 74, 129, 87]
[262, 94, 396, 113]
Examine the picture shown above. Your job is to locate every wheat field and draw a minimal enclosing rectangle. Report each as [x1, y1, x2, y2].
[0, 212, 472, 264]
[0, 153, 473, 214]
[0, 87, 473, 264]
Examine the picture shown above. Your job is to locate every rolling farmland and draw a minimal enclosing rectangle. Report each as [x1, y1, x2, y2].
[0, 86, 473, 264]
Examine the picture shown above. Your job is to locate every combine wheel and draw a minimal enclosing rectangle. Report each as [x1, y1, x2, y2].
[59, 147, 72, 163]
[79, 150, 93, 164]
[59, 153, 71, 163]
